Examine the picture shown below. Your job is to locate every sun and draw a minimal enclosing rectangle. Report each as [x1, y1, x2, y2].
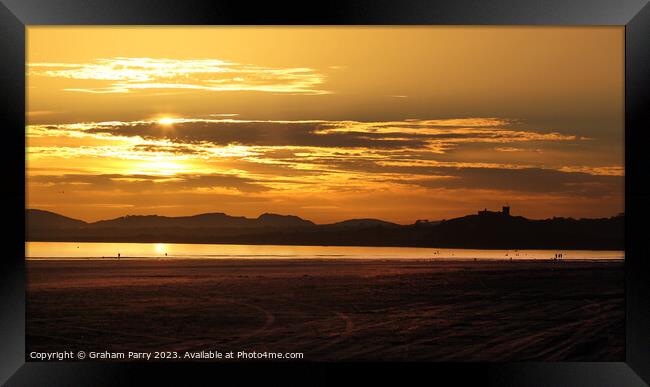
[157, 117, 176, 125]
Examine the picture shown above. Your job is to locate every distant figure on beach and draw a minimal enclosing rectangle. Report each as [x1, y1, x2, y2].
[117, 253, 120, 260]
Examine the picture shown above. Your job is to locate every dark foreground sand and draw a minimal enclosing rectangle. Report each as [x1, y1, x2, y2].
[27, 259, 624, 361]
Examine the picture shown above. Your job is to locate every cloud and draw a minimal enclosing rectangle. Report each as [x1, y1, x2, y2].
[494, 147, 525, 152]
[52, 119, 428, 149]
[558, 165, 624, 176]
[27, 110, 64, 118]
[29, 173, 269, 193]
[27, 116, 623, 204]
[130, 143, 207, 156]
[388, 167, 623, 198]
[29, 57, 330, 95]
[30, 117, 578, 152]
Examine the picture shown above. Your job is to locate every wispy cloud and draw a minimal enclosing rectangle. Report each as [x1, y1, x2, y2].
[558, 165, 624, 176]
[494, 147, 526, 152]
[27, 110, 63, 118]
[28, 57, 330, 95]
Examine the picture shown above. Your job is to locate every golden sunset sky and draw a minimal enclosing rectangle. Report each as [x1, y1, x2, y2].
[26, 27, 624, 224]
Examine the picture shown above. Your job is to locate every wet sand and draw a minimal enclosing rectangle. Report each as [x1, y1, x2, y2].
[26, 259, 624, 361]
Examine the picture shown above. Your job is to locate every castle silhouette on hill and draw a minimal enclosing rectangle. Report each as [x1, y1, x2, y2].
[478, 206, 510, 217]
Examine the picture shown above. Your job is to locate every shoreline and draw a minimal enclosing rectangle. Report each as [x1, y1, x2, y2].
[25, 242, 625, 261]
[25, 256, 625, 262]
[25, 238, 625, 251]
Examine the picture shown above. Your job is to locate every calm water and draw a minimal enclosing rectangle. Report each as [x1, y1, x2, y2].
[25, 242, 624, 261]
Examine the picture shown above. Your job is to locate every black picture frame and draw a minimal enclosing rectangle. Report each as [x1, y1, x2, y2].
[1, 0, 649, 385]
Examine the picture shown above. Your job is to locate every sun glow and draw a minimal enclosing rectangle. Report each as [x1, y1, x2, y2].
[134, 160, 188, 176]
[154, 243, 169, 255]
[157, 117, 176, 126]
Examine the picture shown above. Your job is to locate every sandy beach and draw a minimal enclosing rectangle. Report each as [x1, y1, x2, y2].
[26, 259, 624, 361]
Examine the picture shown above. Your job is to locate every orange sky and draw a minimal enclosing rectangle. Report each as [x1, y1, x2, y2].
[26, 27, 624, 224]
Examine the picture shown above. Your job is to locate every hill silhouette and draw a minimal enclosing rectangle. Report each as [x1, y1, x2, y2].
[88, 212, 314, 229]
[25, 208, 624, 250]
[26, 209, 88, 229]
[326, 218, 400, 228]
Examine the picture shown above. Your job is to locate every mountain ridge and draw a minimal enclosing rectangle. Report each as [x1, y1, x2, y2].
[29, 210, 316, 229]
[25, 208, 624, 250]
